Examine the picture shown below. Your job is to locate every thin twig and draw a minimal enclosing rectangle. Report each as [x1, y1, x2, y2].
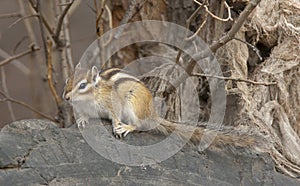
[0, 12, 21, 19]
[0, 44, 40, 67]
[185, 12, 208, 41]
[13, 36, 29, 54]
[194, 0, 233, 22]
[233, 37, 263, 61]
[193, 73, 277, 86]
[0, 48, 30, 75]
[57, 2, 74, 6]
[8, 14, 39, 29]
[0, 68, 16, 121]
[0, 90, 56, 122]
[53, 0, 74, 45]
[46, 39, 62, 106]
[185, 0, 232, 41]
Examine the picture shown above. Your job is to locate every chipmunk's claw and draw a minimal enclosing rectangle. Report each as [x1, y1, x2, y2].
[77, 117, 89, 128]
[112, 122, 123, 138]
[114, 123, 136, 137]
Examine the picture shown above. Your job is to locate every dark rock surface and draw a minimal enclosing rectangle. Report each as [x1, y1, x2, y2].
[0, 119, 299, 185]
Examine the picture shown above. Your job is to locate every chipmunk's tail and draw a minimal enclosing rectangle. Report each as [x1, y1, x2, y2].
[154, 118, 262, 150]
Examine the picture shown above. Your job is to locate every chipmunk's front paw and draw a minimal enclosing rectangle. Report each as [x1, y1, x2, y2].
[114, 123, 136, 137]
[76, 117, 89, 128]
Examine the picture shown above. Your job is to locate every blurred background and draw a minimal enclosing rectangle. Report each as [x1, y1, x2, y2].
[0, 0, 96, 126]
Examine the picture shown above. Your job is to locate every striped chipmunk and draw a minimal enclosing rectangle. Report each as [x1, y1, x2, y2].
[62, 63, 258, 148]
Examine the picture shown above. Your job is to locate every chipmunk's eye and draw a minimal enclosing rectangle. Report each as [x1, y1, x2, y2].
[79, 82, 87, 89]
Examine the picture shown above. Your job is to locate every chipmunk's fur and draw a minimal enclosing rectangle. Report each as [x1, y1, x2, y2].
[63, 64, 257, 148]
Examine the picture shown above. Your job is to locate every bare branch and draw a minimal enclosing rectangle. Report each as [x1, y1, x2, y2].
[46, 39, 62, 106]
[53, 0, 74, 45]
[0, 44, 40, 67]
[0, 90, 56, 122]
[192, 73, 277, 86]
[28, 0, 54, 35]
[95, 0, 108, 37]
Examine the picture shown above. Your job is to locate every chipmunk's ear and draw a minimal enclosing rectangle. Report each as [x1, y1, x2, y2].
[75, 62, 81, 69]
[91, 66, 100, 84]
[65, 78, 69, 85]
[92, 66, 98, 76]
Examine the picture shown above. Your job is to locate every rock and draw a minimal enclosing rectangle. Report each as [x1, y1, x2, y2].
[0, 119, 299, 185]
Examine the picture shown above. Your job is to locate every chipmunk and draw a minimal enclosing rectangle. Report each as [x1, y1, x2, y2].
[63, 63, 259, 148]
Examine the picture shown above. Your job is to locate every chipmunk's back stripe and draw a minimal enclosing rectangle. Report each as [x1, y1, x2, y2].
[111, 72, 140, 82]
[114, 77, 140, 88]
[100, 68, 121, 80]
